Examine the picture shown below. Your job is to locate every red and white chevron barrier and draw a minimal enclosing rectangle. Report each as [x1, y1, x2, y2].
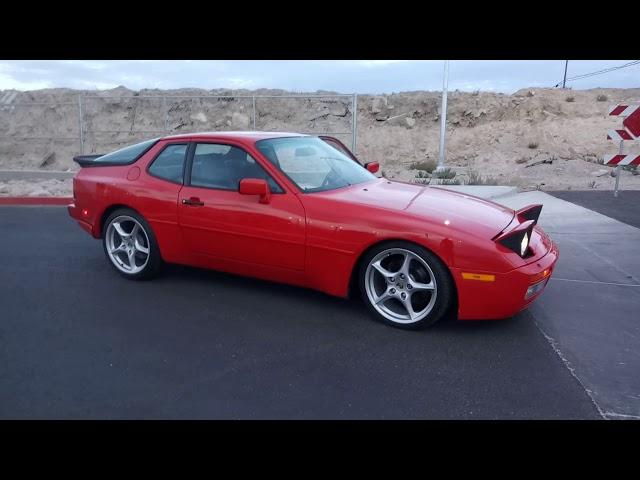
[608, 102, 640, 139]
[607, 129, 634, 141]
[604, 154, 640, 166]
[608, 103, 639, 117]
[606, 102, 639, 196]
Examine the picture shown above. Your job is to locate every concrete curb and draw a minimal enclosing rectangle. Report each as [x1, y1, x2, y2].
[0, 197, 73, 206]
[0, 170, 75, 181]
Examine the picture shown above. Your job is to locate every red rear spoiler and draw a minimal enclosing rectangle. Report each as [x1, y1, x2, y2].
[73, 154, 106, 167]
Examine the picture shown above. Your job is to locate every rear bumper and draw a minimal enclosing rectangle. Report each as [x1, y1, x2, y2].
[454, 241, 559, 320]
[68, 202, 96, 237]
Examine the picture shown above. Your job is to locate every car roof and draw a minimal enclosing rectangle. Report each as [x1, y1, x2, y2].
[161, 131, 311, 142]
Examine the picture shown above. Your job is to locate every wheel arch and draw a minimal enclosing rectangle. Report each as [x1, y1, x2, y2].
[347, 238, 459, 313]
[98, 204, 144, 238]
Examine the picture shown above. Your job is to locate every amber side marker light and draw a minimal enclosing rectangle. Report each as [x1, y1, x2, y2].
[461, 272, 496, 282]
[530, 268, 552, 284]
[525, 268, 552, 299]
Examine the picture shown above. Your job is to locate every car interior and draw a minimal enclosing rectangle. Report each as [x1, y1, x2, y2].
[190, 144, 282, 192]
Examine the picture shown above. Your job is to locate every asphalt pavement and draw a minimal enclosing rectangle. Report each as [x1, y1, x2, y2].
[0, 206, 601, 419]
[496, 190, 640, 420]
[550, 190, 640, 229]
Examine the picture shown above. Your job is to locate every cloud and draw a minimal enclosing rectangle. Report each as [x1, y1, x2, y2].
[0, 60, 637, 94]
[218, 77, 258, 89]
[58, 60, 109, 71]
[76, 80, 121, 90]
[352, 60, 410, 68]
[0, 72, 52, 90]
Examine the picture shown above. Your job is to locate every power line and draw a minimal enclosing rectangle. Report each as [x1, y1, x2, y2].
[567, 60, 640, 81]
[555, 60, 640, 87]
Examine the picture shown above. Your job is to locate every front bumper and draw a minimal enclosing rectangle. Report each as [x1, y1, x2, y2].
[453, 240, 559, 320]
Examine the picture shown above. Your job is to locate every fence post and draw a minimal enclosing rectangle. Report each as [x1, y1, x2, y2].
[252, 96, 256, 130]
[77, 95, 84, 155]
[163, 96, 168, 132]
[437, 60, 450, 171]
[351, 93, 358, 153]
[614, 139, 623, 197]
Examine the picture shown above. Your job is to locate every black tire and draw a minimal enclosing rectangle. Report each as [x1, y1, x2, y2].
[102, 208, 163, 280]
[358, 241, 454, 330]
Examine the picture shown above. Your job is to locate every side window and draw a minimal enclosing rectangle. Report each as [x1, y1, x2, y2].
[148, 143, 188, 183]
[320, 137, 358, 162]
[190, 143, 283, 193]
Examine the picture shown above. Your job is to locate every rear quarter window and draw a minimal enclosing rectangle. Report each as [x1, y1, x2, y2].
[94, 138, 159, 165]
[148, 143, 188, 184]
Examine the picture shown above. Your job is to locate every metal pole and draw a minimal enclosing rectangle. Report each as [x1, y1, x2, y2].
[352, 94, 358, 153]
[614, 139, 623, 197]
[77, 95, 84, 155]
[437, 60, 449, 170]
[252, 96, 256, 130]
[562, 60, 569, 89]
[163, 96, 168, 132]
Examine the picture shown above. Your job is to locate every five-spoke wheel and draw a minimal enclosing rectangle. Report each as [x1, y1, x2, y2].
[359, 242, 453, 329]
[103, 208, 162, 279]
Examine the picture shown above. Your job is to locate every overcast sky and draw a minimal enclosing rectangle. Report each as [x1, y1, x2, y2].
[0, 60, 638, 94]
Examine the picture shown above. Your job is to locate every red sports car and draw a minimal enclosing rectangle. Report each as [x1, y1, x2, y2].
[68, 131, 558, 329]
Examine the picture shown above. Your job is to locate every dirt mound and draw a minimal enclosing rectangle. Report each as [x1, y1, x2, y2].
[1, 86, 639, 192]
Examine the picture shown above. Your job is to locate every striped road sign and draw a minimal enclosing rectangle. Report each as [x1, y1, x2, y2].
[608, 103, 640, 117]
[607, 129, 634, 141]
[607, 102, 639, 196]
[609, 103, 640, 138]
[604, 154, 640, 166]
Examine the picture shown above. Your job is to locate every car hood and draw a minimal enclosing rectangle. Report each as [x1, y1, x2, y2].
[320, 179, 515, 238]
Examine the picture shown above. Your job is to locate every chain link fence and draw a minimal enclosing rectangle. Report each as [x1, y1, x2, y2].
[0, 93, 358, 171]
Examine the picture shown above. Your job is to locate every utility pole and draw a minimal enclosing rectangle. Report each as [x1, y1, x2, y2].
[562, 60, 569, 88]
[437, 60, 449, 171]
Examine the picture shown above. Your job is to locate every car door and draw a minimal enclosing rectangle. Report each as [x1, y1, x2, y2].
[178, 141, 306, 271]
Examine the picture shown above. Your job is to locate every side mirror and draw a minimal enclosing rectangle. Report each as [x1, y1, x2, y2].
[239, 178, 271, 204]
[365, 162, 380, 174]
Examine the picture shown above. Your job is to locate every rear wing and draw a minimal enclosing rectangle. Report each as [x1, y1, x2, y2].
[73, 154, 106, 167]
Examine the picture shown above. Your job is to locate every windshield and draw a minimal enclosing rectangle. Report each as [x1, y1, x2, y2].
[255, 137, 376, 193]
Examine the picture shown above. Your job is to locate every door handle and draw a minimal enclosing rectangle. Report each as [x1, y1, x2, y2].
[182, 197, 204, 206]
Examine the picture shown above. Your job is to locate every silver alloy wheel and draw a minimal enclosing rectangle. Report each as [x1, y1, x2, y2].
[105, 215, 150, 275]
[364, 248, 438, 324]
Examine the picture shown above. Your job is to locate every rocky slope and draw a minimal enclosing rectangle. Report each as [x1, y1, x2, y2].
[1, 85, 639, 194]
